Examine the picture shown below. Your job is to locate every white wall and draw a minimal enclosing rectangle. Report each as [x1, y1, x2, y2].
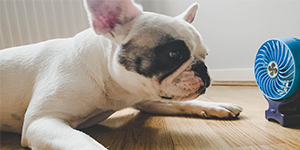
[1, 0, 300, 81]
[0, 0, 89, 49]
[145, 0, 300, 81]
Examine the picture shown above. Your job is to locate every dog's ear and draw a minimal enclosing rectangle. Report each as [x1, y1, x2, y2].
[84, 0, 142, 38]
[176, 3, 199, 23]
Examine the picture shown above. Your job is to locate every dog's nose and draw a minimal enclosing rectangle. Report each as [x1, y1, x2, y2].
[198, 87, 206, 95]
[191, 60, 211, 88]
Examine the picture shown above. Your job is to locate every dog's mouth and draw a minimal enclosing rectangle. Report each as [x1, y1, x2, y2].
[160, 86, 207, 100]
[152, 59, 208, 101]
[160, 92, 202, 100]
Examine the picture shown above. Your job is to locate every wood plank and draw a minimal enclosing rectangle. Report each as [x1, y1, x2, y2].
[1, 86, 300, 150]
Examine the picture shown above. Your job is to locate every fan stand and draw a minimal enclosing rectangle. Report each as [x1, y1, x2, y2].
[265, 87, 300, 127]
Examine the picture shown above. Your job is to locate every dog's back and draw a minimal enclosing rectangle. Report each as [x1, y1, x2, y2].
[0, 39, 69, 133]
[0, 28, 112, 133]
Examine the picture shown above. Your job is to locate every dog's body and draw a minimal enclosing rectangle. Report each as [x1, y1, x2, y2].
[0, 0, 242, 149]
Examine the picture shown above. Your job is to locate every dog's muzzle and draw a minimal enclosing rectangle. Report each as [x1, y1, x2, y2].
[156, 59, 211, 100]
[191, 60, 211, 94]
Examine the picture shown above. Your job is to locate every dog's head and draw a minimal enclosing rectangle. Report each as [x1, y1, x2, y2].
[85, 0, 210, 100]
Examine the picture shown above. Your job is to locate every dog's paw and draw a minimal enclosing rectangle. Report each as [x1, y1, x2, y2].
[203, 103, 242, 118]
[188, 101, 243, 119]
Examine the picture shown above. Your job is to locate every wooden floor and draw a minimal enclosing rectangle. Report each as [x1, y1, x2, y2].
[1, 86, 300, 150]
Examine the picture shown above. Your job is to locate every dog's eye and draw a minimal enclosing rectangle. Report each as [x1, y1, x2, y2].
[169, 50, 183, 60]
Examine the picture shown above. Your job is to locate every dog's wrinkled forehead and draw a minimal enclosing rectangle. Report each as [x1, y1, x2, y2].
[118, 21, 194, 79]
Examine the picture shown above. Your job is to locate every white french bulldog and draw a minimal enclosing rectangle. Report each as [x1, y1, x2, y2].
[0, 0, 242, 149]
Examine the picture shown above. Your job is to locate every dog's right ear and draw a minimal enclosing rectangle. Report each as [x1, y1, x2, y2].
[176, 3, 199, 23]
[84, 0, 142, 39]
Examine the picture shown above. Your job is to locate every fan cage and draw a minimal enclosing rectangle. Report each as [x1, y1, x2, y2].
[254, 37, 300, 100]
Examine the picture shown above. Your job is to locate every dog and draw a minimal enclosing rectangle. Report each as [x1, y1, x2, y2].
[0, 0, 242, 149]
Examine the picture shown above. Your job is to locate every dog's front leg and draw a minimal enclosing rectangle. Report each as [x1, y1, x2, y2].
[134, 100, 242, 119]
[22, 117, 107, 150]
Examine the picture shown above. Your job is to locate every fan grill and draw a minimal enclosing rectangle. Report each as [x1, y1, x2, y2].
[254, 38, 298, 100]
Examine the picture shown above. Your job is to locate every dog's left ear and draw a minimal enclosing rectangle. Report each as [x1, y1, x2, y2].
[84, 0, 142, 39]
[176, 3, 199, 23]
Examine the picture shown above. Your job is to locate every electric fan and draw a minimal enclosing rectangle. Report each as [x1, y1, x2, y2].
[254, 37, 300, 127]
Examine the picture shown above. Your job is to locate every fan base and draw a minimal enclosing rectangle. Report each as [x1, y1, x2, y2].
[265, 89, 300, 127]
[266, 108, 300, 127]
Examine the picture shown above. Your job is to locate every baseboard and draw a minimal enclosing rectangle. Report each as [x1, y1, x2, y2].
[209, 68, 257, 86]
[212, 81, 257, 86]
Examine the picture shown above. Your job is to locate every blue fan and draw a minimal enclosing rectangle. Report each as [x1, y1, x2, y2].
[254, 37, 300, 127]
